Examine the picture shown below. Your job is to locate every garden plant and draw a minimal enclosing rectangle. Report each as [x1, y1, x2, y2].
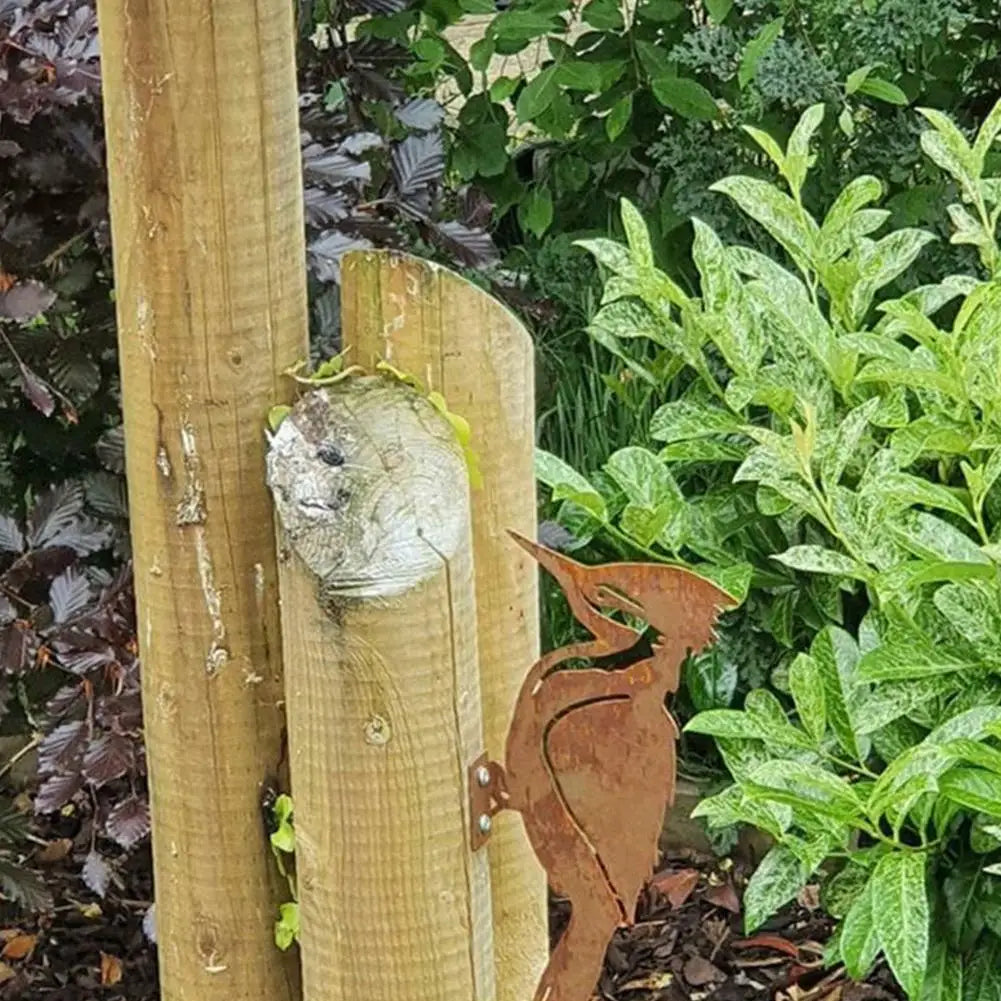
[537, 98, 1001, 999]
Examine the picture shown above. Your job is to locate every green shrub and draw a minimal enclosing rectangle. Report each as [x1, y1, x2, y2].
[440, 0, 1000, 272]
[536, 99, 1001, 997]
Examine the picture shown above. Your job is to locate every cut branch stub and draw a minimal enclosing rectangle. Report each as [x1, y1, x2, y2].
[266, 376, 468, 602]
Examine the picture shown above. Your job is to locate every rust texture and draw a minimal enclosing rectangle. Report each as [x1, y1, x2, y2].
[483, 532, 736, 1001]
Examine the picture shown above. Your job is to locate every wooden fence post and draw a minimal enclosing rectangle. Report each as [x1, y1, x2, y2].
[95, 1, 307, 999]
[267, 377, 494, 1001]
[341, 251, 548, 1000]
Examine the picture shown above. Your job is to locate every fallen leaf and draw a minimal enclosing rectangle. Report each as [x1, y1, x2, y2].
[618, 971, 673, 991]
[100, 952, 123, 986]
[0, 962, 13, 984]
[704, 880, 741, 913]
[1, 934, 36, 960]
[78, 902, 102, 919]
[649, 868, 699, 908]
[683, 955, 724, 986]
[733, 934, 801, 959]
[36, 838, 73, 864]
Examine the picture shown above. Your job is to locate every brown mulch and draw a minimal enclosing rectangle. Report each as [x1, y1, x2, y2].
[0, 815, 904, 1001]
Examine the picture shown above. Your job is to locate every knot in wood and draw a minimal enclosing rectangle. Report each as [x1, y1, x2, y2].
[266, 377, 468, 600]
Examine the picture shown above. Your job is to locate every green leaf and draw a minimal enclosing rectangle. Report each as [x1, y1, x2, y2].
[686, 649, 738, 711]
[651, 75, 719, 120]
[772, 546, 864, 578]
[858, 77, 909, 105]
[744, 690, 815, 751]
[784, 103, 824, 195]
[856, 633, 972, 682]
[620, 198, 654, 270]
[891, 511, 989, 565]
[535, 450, 607, 520]
[944, 858, 987, 952]
[489, 76, 519, 102]
[744, 843, 808, 932]
[275, 901, 299, 950]
[871, 852, 929, 999]
[877, 473, 972, 522]
[941, 768, 1001, 817]
[581, 0, 623, 29]
[890, 415, 974, 465]
[963, 931, 1001, 998]
[650, 398, 743, 443]
[606, 94, 632, 141]
[711, 175, 817, 270]
[705, 0, 733, 21]
[738, 17, 783, 90]
[918, 106, 977, 185]
[605, 446, 684, 507]
[845, 64, 872, 95]
[515, 65, 559, 121]
[821, 397, 880, 491]
[820, 175, 884, 259]
[746, 759, 863, 824]
[973, 97, 1001, 169]
[789, 652, 826, 742]
[922, 937, 963, 1001]
[812, 626, 866, 762]
[841, 877, 881, 979]
[518, 186, 554, 238]
[684, 709, 765, 741]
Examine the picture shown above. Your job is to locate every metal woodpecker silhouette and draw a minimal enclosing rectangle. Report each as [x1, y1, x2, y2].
[472, 531, 737, 1001]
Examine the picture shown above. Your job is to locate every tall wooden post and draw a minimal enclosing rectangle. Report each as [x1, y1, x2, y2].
[267, 378, 494, 1001]
[95, 2, 308, 1000]
[341, 252, 548, 1000]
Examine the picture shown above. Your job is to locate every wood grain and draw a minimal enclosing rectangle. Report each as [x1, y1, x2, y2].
[271, 381, 494, 1001]
[341, 251, 548, 1001]
[95, 1, 307, 999]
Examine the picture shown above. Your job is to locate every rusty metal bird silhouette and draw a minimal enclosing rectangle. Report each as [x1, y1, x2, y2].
[480, 531, 736, 1001]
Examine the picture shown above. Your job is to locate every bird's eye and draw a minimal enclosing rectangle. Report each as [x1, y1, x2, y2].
[315, 442, 345, 467]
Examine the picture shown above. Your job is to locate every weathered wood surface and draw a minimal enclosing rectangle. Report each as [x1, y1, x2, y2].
[96, 0, 308, 998]
[341, 251, 548, 1001]
[268, 379, 494, 1001]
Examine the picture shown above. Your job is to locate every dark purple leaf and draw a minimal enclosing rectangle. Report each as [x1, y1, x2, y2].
[38, 719, 87, 775]
[304, 186, 349, 227]
[17, 362, 56, 417]
[428, 220, 499, 267]
[0, 858, 53, 913]
[83, 472, 128, 521]
[0, 279, 57, 320]
[345, 0, 410, 13]
[391, 131, 445, 196]
[54, 646, 112, 675]
[537, 520, 579, 551]
[0, 514, 24, 554]
[34, 770, 83, 814]
[27, 483, 110, 554]
[0, 140, 22, 158]
[49, 567, 91, 623]
[83, 732, 134, 787]
[106, 795, 150, 848]
[95, 692, 142, 732]
[45, 683, 84, 720]
[95, 426, 125, 474]
[458, 185, 495, 230]
[339, 131, 384, 156]
[0, 598, 14, 626]
[0, 622, 31, 676]
[3, 547, 77, 591]
[81, 849, 111, 898]
[303, 147, 371, 187]
[394, 98, 445, 131]
[308, 230, 374, 284]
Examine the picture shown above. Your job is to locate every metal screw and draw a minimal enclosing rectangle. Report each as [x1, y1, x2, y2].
[476, 765, 491, 787]
[478, 814, 492, 835]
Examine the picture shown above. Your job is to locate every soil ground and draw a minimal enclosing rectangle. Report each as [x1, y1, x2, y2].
[0, 811, 904, 1001]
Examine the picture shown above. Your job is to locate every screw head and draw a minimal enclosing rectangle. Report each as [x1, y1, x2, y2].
[476, 765, 491, 787]
[477, 814, 492, 835]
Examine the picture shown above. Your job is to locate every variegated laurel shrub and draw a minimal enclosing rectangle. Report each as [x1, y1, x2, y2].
[537, 100, 1001, 998]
